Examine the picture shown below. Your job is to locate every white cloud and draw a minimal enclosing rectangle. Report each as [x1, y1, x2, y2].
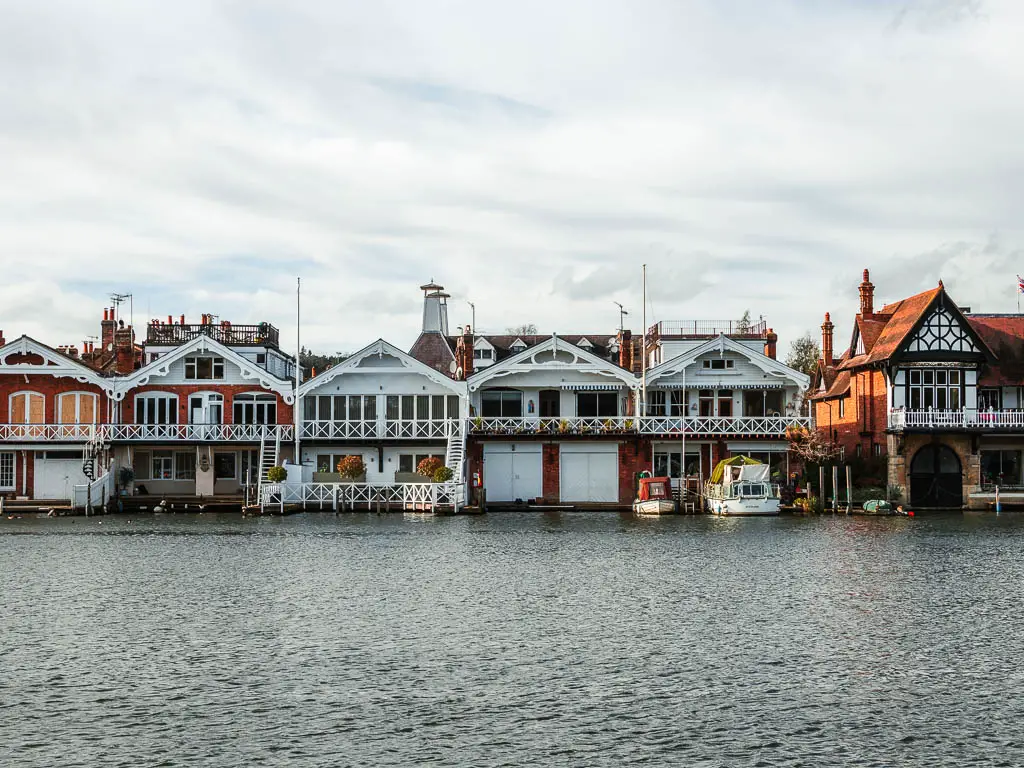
[1, 0, 1023, 356]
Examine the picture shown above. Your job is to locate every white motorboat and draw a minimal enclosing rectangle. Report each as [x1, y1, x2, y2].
[633, 476, 678, 515]
[704, 457, 780, 516]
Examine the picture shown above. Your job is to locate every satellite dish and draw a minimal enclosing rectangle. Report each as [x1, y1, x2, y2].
[449, 361, 457, 374]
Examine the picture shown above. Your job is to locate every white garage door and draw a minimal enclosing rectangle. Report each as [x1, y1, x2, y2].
[34, 453, 89, 501]
[560, 443, 619, 503]
[483, 443, 543, 503]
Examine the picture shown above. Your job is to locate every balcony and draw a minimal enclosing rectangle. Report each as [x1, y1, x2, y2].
[0, 424, 100, 442]
[649, 319, 768, 338]
[637, 416, 810, 437]
[469, 416, 636, 436]
[889, 409, 1024, 431]
[146, 322, 279, 348]
[104, 424, 294, 442]
[300, 419, 460, 441]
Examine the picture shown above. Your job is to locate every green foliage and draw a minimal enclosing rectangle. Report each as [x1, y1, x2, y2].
[336, 455, 366, 480]
[786, 332, 822, 377]
[735, 309, 752, 334]
[267, 465, 287, 483]
[432, 466, 454, 483]
[417, 456, 444, 478]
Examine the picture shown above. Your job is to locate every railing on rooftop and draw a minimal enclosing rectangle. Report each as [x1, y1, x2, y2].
[146, 322, 280, 348]
[649, 319, 768, 338]
[889, 409, 1024, 431]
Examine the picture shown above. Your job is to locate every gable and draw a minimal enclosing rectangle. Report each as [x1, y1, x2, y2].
[903, 304, 978, 355]
[300, 339, 465, 397]
[468, 335, 636, 391]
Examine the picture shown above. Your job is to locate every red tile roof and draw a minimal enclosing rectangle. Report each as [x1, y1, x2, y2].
[839, 286, 942, 369]
[969, 315, 1024, 386]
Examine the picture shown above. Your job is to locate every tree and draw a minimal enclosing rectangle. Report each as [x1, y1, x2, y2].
[785, 332, 821, 377]
[735, 310, 752, 334]
[505, 323, 538, 335]
[300, 346, 348, 373]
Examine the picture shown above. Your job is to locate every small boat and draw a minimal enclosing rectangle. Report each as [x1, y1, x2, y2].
[704, 456, 780, 516]
[633, 476, 678, 515]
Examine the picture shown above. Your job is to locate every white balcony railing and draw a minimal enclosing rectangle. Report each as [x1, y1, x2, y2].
[889, 409, 1024, 430]
[0, 424, 100, 442]
[637, 416, 810, 436]
[299, 419, 459, 440]
[260, 482, 463, 512]
[468, 416, 637, 436]
[103, 424, 294, 441]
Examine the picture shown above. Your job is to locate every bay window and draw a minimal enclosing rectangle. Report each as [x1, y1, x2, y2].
[907, 369, 963, 410]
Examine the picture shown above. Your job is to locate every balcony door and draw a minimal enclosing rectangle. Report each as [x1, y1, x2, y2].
[189, 393, 223, 439]
[539, 390, 560, 418]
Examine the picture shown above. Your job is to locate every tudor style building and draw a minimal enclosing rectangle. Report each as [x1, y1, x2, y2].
[811, 269, 1024, 509]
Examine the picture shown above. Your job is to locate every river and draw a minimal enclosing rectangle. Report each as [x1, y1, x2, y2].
[2, 512, 1023, 767]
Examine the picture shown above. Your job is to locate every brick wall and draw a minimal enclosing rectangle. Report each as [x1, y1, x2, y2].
[814, 369, 889, 460]
[618, 439, 650, 504]
[0, 375, 109, 422]
[124, 384, 293, 424]
[542, 443, 559, 502]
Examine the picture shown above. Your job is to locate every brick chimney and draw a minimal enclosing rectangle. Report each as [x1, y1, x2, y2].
[821, 312, 834, 366]
[0, 330, 5, 347]
[454, 325, 474, 380]
[859, 269, 875, 316]
[114, 321, 137, 373]
[764, 328, 778, 359]
[101, 307, 116, 351]
[617, 329, 633, 370]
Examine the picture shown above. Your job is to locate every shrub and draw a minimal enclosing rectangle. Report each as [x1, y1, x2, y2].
[337, 455, 366, 480]
[267, 466, 288, 483]
[432, 466, 454, 483]
[416, 456, 444, 478]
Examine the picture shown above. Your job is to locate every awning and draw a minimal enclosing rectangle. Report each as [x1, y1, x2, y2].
[650, 382, 787, 390]
[561, 383, 623, 391]
[726, 441, 789, 452]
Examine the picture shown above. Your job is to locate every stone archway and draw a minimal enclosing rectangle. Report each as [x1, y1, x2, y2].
[909, 444, 963, 508]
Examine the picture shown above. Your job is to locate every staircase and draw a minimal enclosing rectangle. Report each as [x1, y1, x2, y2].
[256, 432, 281, 506]
[444, 423, 466, 507]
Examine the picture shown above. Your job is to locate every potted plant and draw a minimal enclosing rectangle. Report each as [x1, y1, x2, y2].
[472, 416, 483, 432]
[337, 455, 367, 483]
[416, 456, 444, 480]
[558, 419, 570, 434]
[267, 466, 287, 483]
[432, 466, 454, 483]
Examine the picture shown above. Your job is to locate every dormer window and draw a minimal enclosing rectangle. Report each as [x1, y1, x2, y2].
[702, 359, 734, 370]
[473, 348, 493, 360]
[510, 339, 527, 354]
[185, 356, 225, 380]
[577, 337, 593, 349]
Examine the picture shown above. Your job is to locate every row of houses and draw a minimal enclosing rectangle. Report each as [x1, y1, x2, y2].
[0, 282, 811, 510]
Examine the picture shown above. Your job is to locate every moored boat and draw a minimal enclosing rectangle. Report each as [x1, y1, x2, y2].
[633, 476, 677, 515]
[704, 456, 780, 516]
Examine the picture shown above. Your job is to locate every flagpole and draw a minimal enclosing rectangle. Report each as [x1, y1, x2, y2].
[295, 276, 301, 468]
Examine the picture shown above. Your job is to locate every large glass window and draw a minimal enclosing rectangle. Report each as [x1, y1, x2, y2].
[152, 451, 174, 480]
[482, 391, 523, 417]
[214, 453, 236, 480]
[185, 357, 225, 380]
[233, 393, 276, 425]
[303, 394, 375, 421]
[576, 392, 617, 417]
[0, 452, 14, 489]
[907, 368, 963, 410]
[647, 391, 667, 416]
[135, 394, 178, 425]
[981, 450, 1021, 485]
[175, 452, 196, 480]
[978, 388, 1001, 411]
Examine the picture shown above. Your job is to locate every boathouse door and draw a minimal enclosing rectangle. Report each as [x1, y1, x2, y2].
[909, 444, 963, 508]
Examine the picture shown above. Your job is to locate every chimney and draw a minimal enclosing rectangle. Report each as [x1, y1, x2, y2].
[859, 269, 874, 316]
[821, 312, 834, 366]
[101, 307, 115, 350]
[180, 314, 186, 325]
[0, 330, 6, 347]
[455, 325, 474, 380]
[764, 328, 778, 359]
[114, 323, 137, 374]
[617, 329, 632, 370]
[420, 281, 450, 335]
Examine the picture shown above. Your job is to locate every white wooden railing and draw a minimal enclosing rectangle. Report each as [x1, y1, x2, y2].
[72, 468, 115, 510]
[299, 419, 459, 440]
[889, 409, 1024, 430]
[259, 482, 462, 513]
[468, 416, 636, 435]
[0, 424, 100, 441]
[637, 416, 810, 436]
[103, 424, 294, 441]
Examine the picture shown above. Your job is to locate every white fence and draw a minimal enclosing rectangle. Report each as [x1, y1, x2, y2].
[299, 419, 459, 440]
[0, 424, 99, 441]
[890, 409, 1024, 430]
[72, 470, 115, 511]
[103, 424, 294, 441]
[637, 416, 810, 436]
[259, 481, 464, 513]
[468, 416, 636, 435]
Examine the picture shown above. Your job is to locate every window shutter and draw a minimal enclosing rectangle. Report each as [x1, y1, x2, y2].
[28, 394, 44, 424]
[11, 394, 25, 424]
[80, 395, 96, 424]
[60, 394, 77, 424]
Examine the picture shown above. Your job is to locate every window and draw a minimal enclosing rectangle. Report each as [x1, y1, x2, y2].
[473, 348, 493, 360]
[233, 393, 277, 425]
[58, 392, 98, 424]
[907, 368, 963, 411]
[873, 443, 884, 457]
[839, 445, 846, 461]
[699, 390, 715, 417]
[981, 450, 1021, 485]
[214, 453, 236, 480]
[576, 392, 617, 417]
[135, 394, 178, 424]
[0, 452, 14, 490]
[717, 390, 733, 417]
[302, 395, 374, 421]
[185, 356, 225, 380]
[510, 342, 526, 354]
[175, 452, 196, 480]
[9, 392, 44, 424]
[133, 451, 151, 481]
[670, 391, 687, 416]
[838, 398, 845, 418]
[152, 451, 174, 480]
[398, 454, 444, 475]
[702, 359, 734, 370]
[653, 450, 683, 478]
[855, 444, 863, 458]
[256, 353, 267, 364]
[647, 391, 667, 416]
[978, 388, 1002, 411]
[482, 390, 523, 417]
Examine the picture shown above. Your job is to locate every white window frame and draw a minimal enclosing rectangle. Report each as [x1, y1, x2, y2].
[57, 392, 99, 424]
[152, 450, 174, 480]
[135, 393, 179, 425]
[184, 356, 225, 380]
[233, 392, 277, 425]
[702, 359, 735, 370]
[9, 391, 45, 424]
[0, 452, 14, 490]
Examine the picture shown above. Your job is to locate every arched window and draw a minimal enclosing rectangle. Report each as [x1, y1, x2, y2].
[233, 393, 277, 425]
[135, 393, 178, 425]
[58, 392, 98, 424]
[187, 392, 223, 425]
[9, 392, 44, 424]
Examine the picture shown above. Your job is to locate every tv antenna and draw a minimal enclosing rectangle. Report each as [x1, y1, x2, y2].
[110, 293, 133, 327]
[467, 301, 476, 334]
[613, 301, 629, 332]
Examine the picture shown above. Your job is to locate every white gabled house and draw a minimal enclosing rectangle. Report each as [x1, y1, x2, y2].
[641, 333, 810, 487]
[466, 334, 640, 506]
[296, 339, 468, 487]
[109, 334, 296, 498]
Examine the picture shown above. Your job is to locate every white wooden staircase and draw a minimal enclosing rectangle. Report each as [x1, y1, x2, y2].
[444, 423, 466, 508]
[256, 431, 282, 506]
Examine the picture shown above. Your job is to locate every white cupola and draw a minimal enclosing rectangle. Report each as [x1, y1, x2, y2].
[420, 281, 450, 335]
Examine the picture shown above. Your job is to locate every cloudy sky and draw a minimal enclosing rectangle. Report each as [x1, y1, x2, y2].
[1, 0, 1019, 359]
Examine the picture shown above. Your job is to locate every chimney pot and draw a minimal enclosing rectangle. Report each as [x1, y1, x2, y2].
[859, 268, 875, 316]
[180, 314, 185, 325]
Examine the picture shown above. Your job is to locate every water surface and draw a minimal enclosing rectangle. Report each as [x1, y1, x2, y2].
[2, 512, 1023, 767]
